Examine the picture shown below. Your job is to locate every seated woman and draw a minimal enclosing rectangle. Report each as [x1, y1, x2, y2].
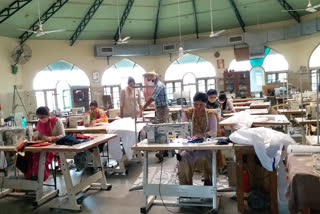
[177, 92, 223, 185]
[218, 93, 235, 114]
[206, 89, 219, 109]
[87, 100, 108, 126]
[25, 106, 65, 181]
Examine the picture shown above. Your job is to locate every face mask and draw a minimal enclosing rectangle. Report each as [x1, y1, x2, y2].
[39, 118, 49, 123]
[148, 80, 155, 86]
[208, 98, 216, 103]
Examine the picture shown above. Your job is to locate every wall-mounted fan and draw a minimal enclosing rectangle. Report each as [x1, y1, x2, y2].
[282, 0, 320, 13]
[201, 0, 225, 38]
[10, 44, 32, 74]
[115, 0, 131, 44]
[18, 0, 65, 37]
[11, 44, 32, 66]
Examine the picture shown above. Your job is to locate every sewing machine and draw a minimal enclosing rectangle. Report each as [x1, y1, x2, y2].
[0, 128, 26, 146]
[306, 103, 318, 119]
[145, 122, 191, 144]
[274, 87, 287, 97]
[71, 107, 85, 115]
[68, 115, 90, 128]
[288, 99, 300, 110]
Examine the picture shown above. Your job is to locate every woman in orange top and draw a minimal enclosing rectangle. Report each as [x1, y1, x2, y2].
[87, 100, 107, 126]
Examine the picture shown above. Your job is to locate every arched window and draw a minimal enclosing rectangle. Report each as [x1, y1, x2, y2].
[33, 60, 90, 111]
[101, 59, 146, 108]
[309, 44, 320, 91]
[263, 49, 289, 84]
[228, 48, 288, 95]
[250, 67, 265, 92]
[165, 54, 216, 100]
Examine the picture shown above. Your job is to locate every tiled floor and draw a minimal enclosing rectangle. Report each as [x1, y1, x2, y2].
[0, 153, 285, 214]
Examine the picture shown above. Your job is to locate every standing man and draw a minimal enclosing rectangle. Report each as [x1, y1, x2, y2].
[142, 72, 169, 123]
[142, 71, 169, 162]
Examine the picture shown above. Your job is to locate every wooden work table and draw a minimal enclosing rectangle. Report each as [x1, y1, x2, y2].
[234, 145, 278, 214]
[278, 109, 306, 114]
[65, 125, 108, 134]
[0, 134, 117, 153]
[234, 106, 250, 111]
[220, 114, 290, 127]
[294, 117, 317, 125]
[132, 140, 234, 151]
[232, 102, 251, 106]
[249, 102, 271, 109]
[0, 134, 117, 211]
[232, 98, 266, 103]
[132, 139, 233, 213]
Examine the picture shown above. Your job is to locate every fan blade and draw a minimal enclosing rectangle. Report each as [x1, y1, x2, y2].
[17, 29, 36, 33]
[313, 4, 320, 9]
[44, 29, 66, 34]
[122, 36, 131, 42]
[214, 30, 225, 36]
[306, 7, 317, 12]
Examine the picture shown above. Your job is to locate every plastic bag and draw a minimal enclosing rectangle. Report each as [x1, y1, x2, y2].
[230, 127, 295, 171]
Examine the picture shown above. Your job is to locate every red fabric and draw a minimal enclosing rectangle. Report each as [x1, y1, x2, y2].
[25, 117, 58, 181]
[24, 152, 55, 181]
[36, 117, 57, 136]
[74, 133, 93, 139]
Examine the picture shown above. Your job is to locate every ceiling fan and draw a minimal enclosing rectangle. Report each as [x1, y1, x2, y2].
[282, 0, 320, 13]
[115, 0, 131, 44]
[201, 0, 225, 38]
[18, 0, 65, 37]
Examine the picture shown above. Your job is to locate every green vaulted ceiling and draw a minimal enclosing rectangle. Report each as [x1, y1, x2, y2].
[0, 0, 319, 42]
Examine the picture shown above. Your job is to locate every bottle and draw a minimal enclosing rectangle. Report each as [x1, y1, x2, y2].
[21, 117, 26, 128]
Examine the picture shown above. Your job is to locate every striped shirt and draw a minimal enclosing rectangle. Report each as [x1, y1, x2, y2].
[151, 81, 168, 107]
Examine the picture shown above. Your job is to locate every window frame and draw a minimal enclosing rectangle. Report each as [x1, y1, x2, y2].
[196, 77, 216, 92]
[104, 85, 121, 109]
[266, 71, 288, 84]
[34, 89, 57, 110]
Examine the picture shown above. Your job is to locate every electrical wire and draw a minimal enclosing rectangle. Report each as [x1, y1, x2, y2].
[158, 159, 184, 214]
[116, 0, 121, 39]
[177, 0, 182, 45]
[209, 0, 213, 33]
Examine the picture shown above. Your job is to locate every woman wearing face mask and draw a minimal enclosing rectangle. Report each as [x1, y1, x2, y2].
[34, 106, 65, 142]
[177, 92, 224, 185]
[120, 77, 142, 118]
[218, 93, 235, 114]
[206, 89, 219, 109]
[24, 106, 65, 181]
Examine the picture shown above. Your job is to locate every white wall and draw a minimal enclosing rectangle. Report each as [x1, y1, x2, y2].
[1, 22, 320, 117]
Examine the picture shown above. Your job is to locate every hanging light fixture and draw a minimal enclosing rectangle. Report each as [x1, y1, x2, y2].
[177, 0, 183, 58]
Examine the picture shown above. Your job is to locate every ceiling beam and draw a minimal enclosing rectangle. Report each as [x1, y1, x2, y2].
[113, 0, 135, 42]
[228, 0, 245, 32]
[19, 0, 69, 44]
[153, 0, 162, 44]
[70, 0, 104, 46]
[277, 0, 300, 23]
[191, 0, 199, 39]
[0, 0, 32, 24]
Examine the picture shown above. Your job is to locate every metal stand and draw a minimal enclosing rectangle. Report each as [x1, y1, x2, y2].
[140, 150, 219, 214]
[49, 147, 112, 211]
[0, 152, 58, 206]
[12, 85, 28, 118]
